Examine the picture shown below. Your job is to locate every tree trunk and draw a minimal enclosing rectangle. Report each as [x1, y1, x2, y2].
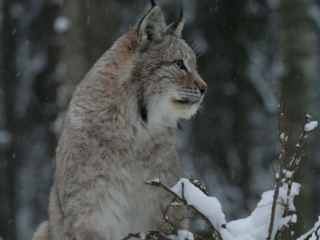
[0, 1, 61, 239]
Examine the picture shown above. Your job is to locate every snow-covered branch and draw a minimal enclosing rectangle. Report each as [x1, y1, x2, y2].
[146, 177, 299, 240]
[146, 178, 225, 240]
[267, 93, 318, 240]
[297, 217, 320, 240]
[121, 229, 195, 240]
[122, 101, 318, 240]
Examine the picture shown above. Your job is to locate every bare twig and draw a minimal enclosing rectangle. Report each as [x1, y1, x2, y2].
[267, 91, 288, 240]
[122, 86, 318, 240]
[315, 225, 320, 239]
[267, 88, 318, 240]
[283, 112, 316, 219]
[146, 180, 223, 240]
[267, 88, 317, 240]
[299, 224, 320, 240]
[190, 178, 209, 196]
[121, 231, 170, 240]
[162, 197, 178, 234]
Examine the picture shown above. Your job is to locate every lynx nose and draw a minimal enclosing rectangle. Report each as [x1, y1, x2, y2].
[192, 73, 208, 95]
[199, 85, 208, 95]
[194, 79, 208, 95]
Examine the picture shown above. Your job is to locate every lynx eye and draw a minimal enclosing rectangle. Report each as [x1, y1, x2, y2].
[174, 60, 187, 71]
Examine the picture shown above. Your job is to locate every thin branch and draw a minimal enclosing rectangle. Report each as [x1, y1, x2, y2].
[121, 231, 170, 240]
[283, 112, 316, 218]
[268, 95, 317, 240]
[267, 90, 288, 240]
[315, 225, 320, 239]
[146, 180, 223, 240]
[162, 197, 178, 234]
[299, 224, 320, 240]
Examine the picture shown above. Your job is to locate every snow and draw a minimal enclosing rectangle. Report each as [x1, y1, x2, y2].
[140, 232, 147, 239]
[280, 133, 288, 142]
[304, 121, 318, 132]
[219, 182, 299, 240]
[170, 202, 183, 206]
[168, 231, 194, 240]
[297, 217, 320, 240]
[171, 178, 226, 229]
[153, 178, 160, 183]
[139, 231, 191, 240]
[177, 230, 194, 240]
[54, 16, 72, 33]
[147, 178, 160, 184]
[170, 178, 300, 240]
[284, 171, 293, 178]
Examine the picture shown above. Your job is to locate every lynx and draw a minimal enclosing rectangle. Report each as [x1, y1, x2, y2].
[32, 1, 207, 240]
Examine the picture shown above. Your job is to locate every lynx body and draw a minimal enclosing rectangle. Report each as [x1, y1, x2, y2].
[32, 2, 207, 240]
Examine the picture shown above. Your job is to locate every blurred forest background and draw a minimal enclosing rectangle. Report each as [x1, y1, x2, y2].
[0, 0, 320, 240]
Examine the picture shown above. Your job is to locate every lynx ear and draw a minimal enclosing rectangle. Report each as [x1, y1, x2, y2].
[137, 6, 166, 47]
[167, 19, 185, 38]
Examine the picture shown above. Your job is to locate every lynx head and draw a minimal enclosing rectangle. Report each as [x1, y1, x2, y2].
[128, 1, 207, 128]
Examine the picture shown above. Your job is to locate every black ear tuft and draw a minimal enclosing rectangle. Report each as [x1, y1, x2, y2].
[176, 0, 184, 26]
[166, 1, 185, 38]
[138, 99, 148, 123]
[150, 0, 156, 7]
